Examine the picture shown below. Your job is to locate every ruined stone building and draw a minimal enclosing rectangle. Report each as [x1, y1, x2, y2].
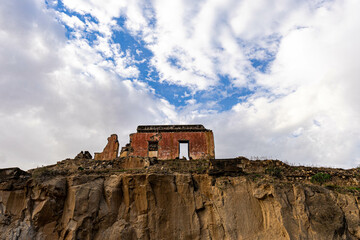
[120, 125, 215, 160]
[94, 134, 119, 160]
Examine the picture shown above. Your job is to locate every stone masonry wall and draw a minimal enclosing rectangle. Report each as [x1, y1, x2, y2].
[128, 131, 215, 160]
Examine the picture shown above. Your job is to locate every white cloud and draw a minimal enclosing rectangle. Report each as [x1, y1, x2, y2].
[144, 0, 359, 168]
[59, 13, 85, 30]
[0, 0, 176, 170]
[0, 0, 359, 170]
[208, 0, 360, 168]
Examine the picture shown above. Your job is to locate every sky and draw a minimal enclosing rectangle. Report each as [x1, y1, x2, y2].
[0, 0, 359, 170]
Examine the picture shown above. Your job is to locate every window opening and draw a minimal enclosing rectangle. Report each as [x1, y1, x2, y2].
[148, 141, 158, 151]
[148, 141, 158, 158]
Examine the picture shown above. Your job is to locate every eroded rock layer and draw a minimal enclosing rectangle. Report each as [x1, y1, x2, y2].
[1, 169, 360, 240]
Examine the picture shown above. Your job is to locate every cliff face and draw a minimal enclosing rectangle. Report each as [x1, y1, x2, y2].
[1, 166, 360, 240]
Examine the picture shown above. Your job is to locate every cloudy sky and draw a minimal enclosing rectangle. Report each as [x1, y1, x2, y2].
[0, 0, 359, 170]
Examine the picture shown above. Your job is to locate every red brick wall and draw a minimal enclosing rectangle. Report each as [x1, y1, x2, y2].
[128, 131, 214, 160]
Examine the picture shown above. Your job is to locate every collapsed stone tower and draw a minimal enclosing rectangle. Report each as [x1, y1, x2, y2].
[94, 134, 119, 160]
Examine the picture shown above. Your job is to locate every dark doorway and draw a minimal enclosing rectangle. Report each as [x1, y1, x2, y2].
[148, 141, 158, 157]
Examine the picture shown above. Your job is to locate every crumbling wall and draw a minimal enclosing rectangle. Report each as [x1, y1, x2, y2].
[127, 131, 214, 160]
[94, 134, 119, 160]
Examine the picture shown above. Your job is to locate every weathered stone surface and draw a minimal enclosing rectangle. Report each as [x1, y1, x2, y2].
[121, 125, 215, 160]
[94, 134, 119, 160]
[209, 158, 245, 176]
[1, 169, 360, 239]
[0, 168, 30, 182]
[0, 168, 30, 191]
[74, 151, 92, 159]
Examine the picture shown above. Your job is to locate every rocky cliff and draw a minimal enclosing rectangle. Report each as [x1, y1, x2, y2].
[0, 158, 360, 240]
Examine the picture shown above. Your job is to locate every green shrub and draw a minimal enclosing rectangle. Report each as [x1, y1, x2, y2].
[265, 167, 282, 178]
[32, 167, 52, 179]
[195, 166, 207, 174]
[346, 186, 360, 192]
[311, 172, 331, 184]
[251, 173, 262, 181]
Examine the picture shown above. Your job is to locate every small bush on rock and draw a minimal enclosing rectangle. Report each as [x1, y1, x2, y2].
[311, 172, 331, 185]
[265, 167, 282, 178]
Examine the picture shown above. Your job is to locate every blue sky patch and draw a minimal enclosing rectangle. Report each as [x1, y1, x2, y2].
[47, 0, 101, 44]
[167, 57, 183, 70]
[47, 0, 267, 112]
[250, 58, 272, 73]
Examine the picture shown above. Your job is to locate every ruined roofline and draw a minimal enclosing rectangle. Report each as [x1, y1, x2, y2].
[137, 124, 211, 133]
